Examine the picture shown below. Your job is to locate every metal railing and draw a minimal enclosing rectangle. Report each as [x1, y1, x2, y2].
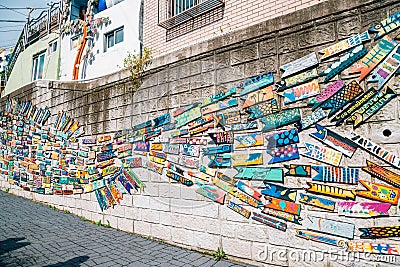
[158, 0, 224, 30]
[5, 1, 62, 85]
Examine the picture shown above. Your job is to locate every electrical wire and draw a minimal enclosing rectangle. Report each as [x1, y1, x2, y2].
[0, 4, 27, 16]
[0, 20, 26, 23]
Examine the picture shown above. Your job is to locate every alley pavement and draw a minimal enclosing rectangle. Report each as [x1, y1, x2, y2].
[0, 190, 254, 267]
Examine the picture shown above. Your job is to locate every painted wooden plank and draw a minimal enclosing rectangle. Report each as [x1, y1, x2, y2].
[347, 241, 400, 255]
[170, 128, 189, 138]
[302, 143, 342, 166]
[187, 138, 208, 145]
[245, 99, 279, 120]
[152, 113, 171, 128]
[175, 106, 202, 128]
[169, 138, 187, 144]
[146, 161, 163, 175]
[346, 87, 396, 128]
[150, 143, 163, 151]
[332, 88, 377, 126]
[360, 226, 400, 239]
[307, 215, 355, 239]
[227, 200, 251, 219]
[179, 155, 200, 169]
[262, 182, 297, 202]
[235, 133, 264, 148]
[363, 160, 400, 188]
[261, 108, 301, 132]
[312, 166, 359, 184]
[208, 154, 231, 168]
[320, 45, 368, 82]
[209, 131, 234, 144]
[295, 229, 346, 248]
[319, 31, 370, 60]
[202, 145, 232, 155]
[163, 122, 176, 131]
[123, 157, 143, 168]
[173, 103, 200, 117]
[306, 182, 356, 200]
[234, 167, 284, 182]
[189, 122, 214, 136]
[279, 79, 320, 104]
[241, 86, 274, 109]
[368, 45, 400, 89]
[337, 201, 391, 218]
[187, 171, 209, 182]
[201, 98, 238, 115]
[211, 177, 262, 208]
[319, 81, 364, 118]
[310, 124, 357, 158]
[357, 180, 400, 205]
[369, 10, 400, 40]
[280, 52, 318, 78]
[237, 181, 263, 201]
[252, 212, 287, 232]
[163, 143, 180, 155]
[349, 132, 400, 169]
[187, 114, 214, 130]
[215, 111, 241, 126]
[150, 150, 167, 160]
[144, 128, 161, 140]
[295, 108, 327, 132]
[216, 172, 237, 186]
[166, 162, 185, 176]
[230, 121, 258, 132]
[284, 164, 311, 177]
[201, 87, 236, 107]
[166, 170, 193, 186]
[199, 165, 216, 177]
[349, 36, 396, 81]
[275, 68, 318, 92]
[265, 128, 299, 148]
[132, 120, 152, 131]
[181, 144, 200, 157]
[262, 207, 302, 225]
[312, 80, 346, 110]
[267, 144, 299, 164]
[239, 72, 274, 96]
[232, 153, 263, 167]
[299, 193, 336, 211]
[195, 181, 225, 204]
[265, 196, 301, 215]
[123, 168, 146, 190]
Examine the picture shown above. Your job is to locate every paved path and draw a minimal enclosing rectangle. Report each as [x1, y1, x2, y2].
[0, 190, 254, 267]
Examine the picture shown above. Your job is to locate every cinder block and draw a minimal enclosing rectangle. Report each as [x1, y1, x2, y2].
[117, 217, 134, 233]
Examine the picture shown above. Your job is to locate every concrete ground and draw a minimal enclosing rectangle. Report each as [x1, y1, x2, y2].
[0, 190, 254, 267]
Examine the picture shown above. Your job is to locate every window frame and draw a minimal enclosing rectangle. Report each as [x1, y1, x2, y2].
[31, 51, 46, 81]
[170, 0, 205, 17]
[104, 27, 124, 52]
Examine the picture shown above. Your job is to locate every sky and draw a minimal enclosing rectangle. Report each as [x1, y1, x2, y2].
[0, 0, 51, 51]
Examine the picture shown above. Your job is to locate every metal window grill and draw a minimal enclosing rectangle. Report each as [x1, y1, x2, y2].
[158, 0, 224, 30]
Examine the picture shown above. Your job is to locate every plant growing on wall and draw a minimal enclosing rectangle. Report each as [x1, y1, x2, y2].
[122, 47, 152, 93]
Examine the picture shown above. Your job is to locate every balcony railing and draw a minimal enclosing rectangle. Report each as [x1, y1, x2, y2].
[158, 0, 224, 30]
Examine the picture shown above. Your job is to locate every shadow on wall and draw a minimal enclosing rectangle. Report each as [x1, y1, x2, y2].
[44, 256, 90, 267]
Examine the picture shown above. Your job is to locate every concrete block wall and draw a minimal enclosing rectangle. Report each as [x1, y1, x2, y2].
[2, 0, 400, 266]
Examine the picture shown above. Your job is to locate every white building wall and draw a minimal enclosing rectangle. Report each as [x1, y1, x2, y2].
[59, 0, 141, 81]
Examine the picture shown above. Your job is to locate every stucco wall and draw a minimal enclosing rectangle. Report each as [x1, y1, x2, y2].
[2, 0, 400, 266]
[4, 33, 60, 96]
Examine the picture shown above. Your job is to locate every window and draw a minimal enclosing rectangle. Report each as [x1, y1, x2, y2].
[171, 0, 205, 16]
[32, 52, 45, 81]
[49, 40, 57, 54]
[105, 27, 124, 51]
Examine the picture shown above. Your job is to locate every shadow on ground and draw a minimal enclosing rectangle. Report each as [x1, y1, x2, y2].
[0, 237, 31, 255]
[44, 256, 90, 267]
